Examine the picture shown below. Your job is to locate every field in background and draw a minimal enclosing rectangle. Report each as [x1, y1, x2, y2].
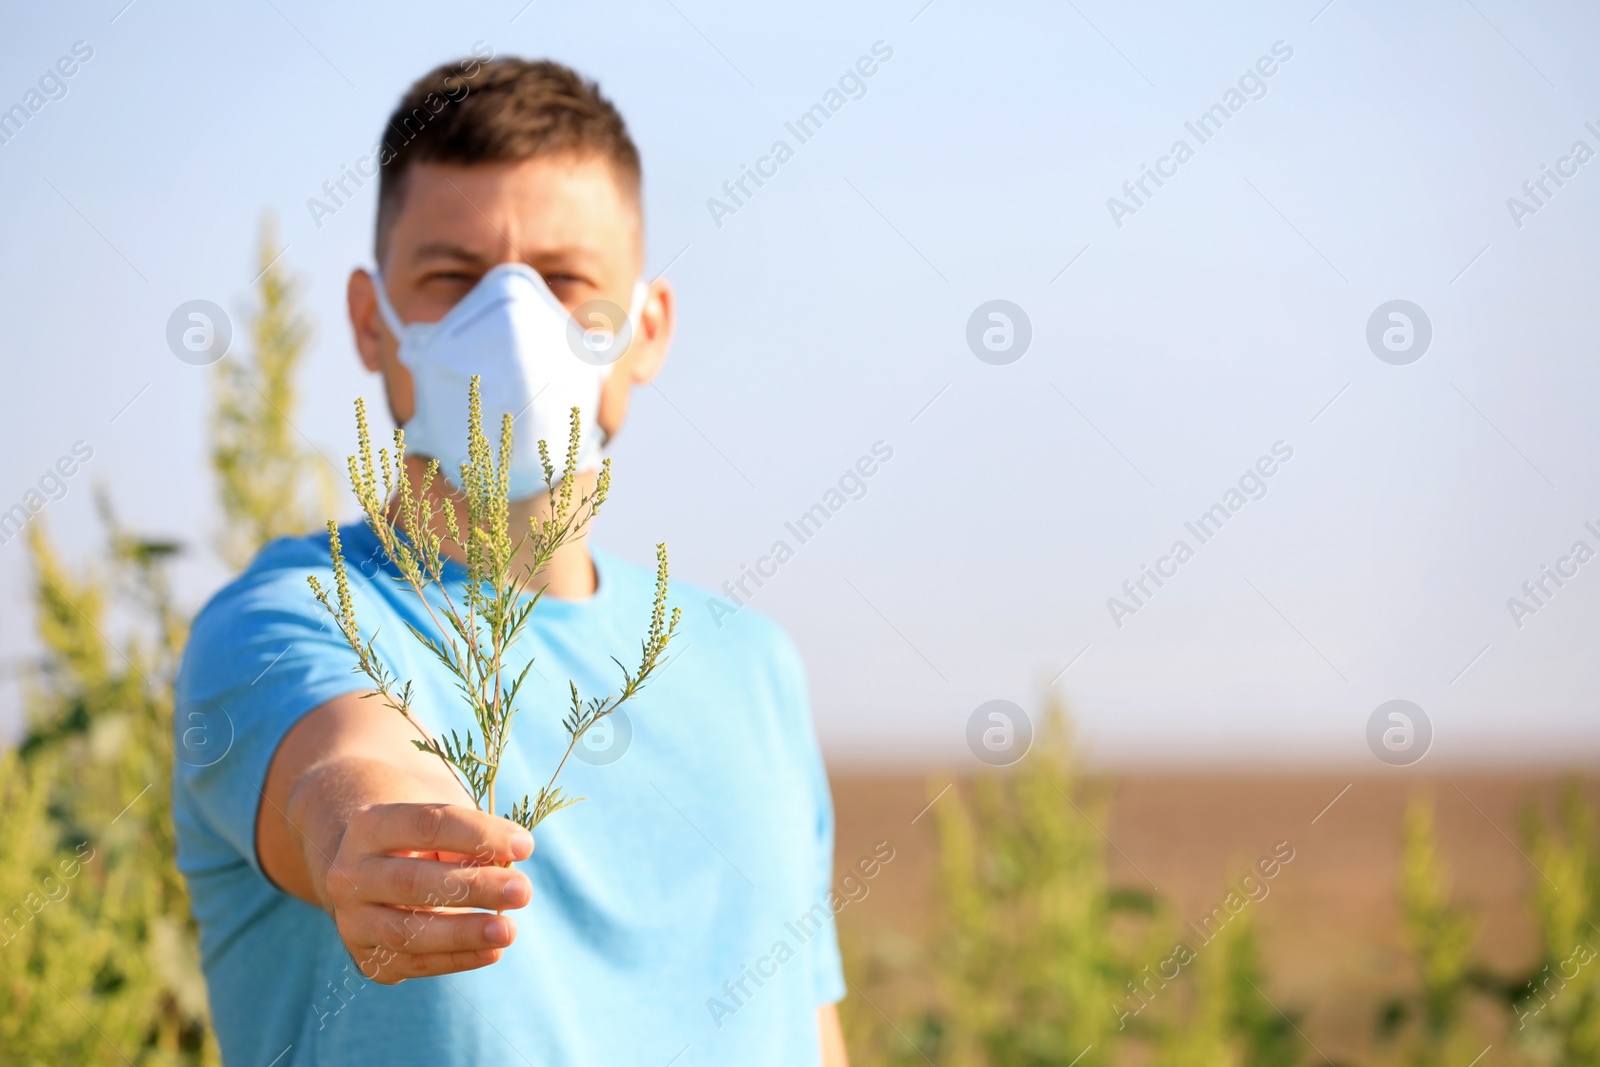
[832, 770, 1600, 1065]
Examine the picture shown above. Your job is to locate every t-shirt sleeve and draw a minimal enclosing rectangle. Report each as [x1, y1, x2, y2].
[174, 551, 372, 877]
[775, 631, 848, 1006]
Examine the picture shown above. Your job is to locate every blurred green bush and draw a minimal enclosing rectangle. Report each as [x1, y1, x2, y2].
[0, 218, 323, 1066]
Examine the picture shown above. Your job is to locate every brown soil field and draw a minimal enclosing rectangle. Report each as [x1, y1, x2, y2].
[829, 769, 1600, 1064]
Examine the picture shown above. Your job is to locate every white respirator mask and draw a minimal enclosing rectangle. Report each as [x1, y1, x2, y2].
[372, 263, 646, 500]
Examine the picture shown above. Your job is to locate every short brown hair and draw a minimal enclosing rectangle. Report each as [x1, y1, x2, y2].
[375, 55, 641, 263]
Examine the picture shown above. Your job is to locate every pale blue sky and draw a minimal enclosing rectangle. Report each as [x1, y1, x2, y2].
[2, 0, 1597, 766]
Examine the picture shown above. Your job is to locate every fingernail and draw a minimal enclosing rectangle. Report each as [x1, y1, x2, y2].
[503, 878, 528, 907]
[509, 829, 533, 856]
[485, 918, 512, 946]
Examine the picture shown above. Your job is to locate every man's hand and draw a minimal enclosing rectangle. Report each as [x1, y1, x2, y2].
[259, 691, 535, 984]
[320, 801, 534, 984]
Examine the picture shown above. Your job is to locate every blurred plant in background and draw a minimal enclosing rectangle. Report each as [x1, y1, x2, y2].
[1515, 787, 1600, 1065]
[0, 216, 323, 1065]
[1374, 797, 1480, 1067]
[840, 703, 1129, 1065]
[928, 705, 1132, 1065]
[210, 216, 335, 570]
[1148, 914, 1300, 1067]
[840, 704, 1300, 1067]
[2, 508, 210, 1065]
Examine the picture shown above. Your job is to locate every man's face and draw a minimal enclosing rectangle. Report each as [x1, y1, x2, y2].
[347, 154, 673, 438]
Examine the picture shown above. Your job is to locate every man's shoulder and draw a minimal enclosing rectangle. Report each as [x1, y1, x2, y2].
[183, 526, 374, 668]
[194, 529, 339, 621]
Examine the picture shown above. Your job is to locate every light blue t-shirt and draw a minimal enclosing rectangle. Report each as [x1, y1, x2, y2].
[173, 524, 844, 1066]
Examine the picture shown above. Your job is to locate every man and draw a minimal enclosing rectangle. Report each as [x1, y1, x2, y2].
[175, 57, 849, 1066]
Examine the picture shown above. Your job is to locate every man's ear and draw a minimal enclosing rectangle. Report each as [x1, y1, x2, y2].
[348, 269, 384, 373]
[597, 278, 675, 439]
[627, 278, 674, 385]
[348, 268, 417, 426]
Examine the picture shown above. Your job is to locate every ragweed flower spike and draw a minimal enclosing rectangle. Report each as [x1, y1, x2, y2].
[308, 376, 679, 831]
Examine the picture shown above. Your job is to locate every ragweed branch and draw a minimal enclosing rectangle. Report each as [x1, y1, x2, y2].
[307, 377, 680, 831]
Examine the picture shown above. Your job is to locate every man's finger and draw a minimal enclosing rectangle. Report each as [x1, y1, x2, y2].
[349, 904, 518, 956]
[360, 855, 532, 911]
[357, 802, 533, 862]
[385, 947, 506, 982]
